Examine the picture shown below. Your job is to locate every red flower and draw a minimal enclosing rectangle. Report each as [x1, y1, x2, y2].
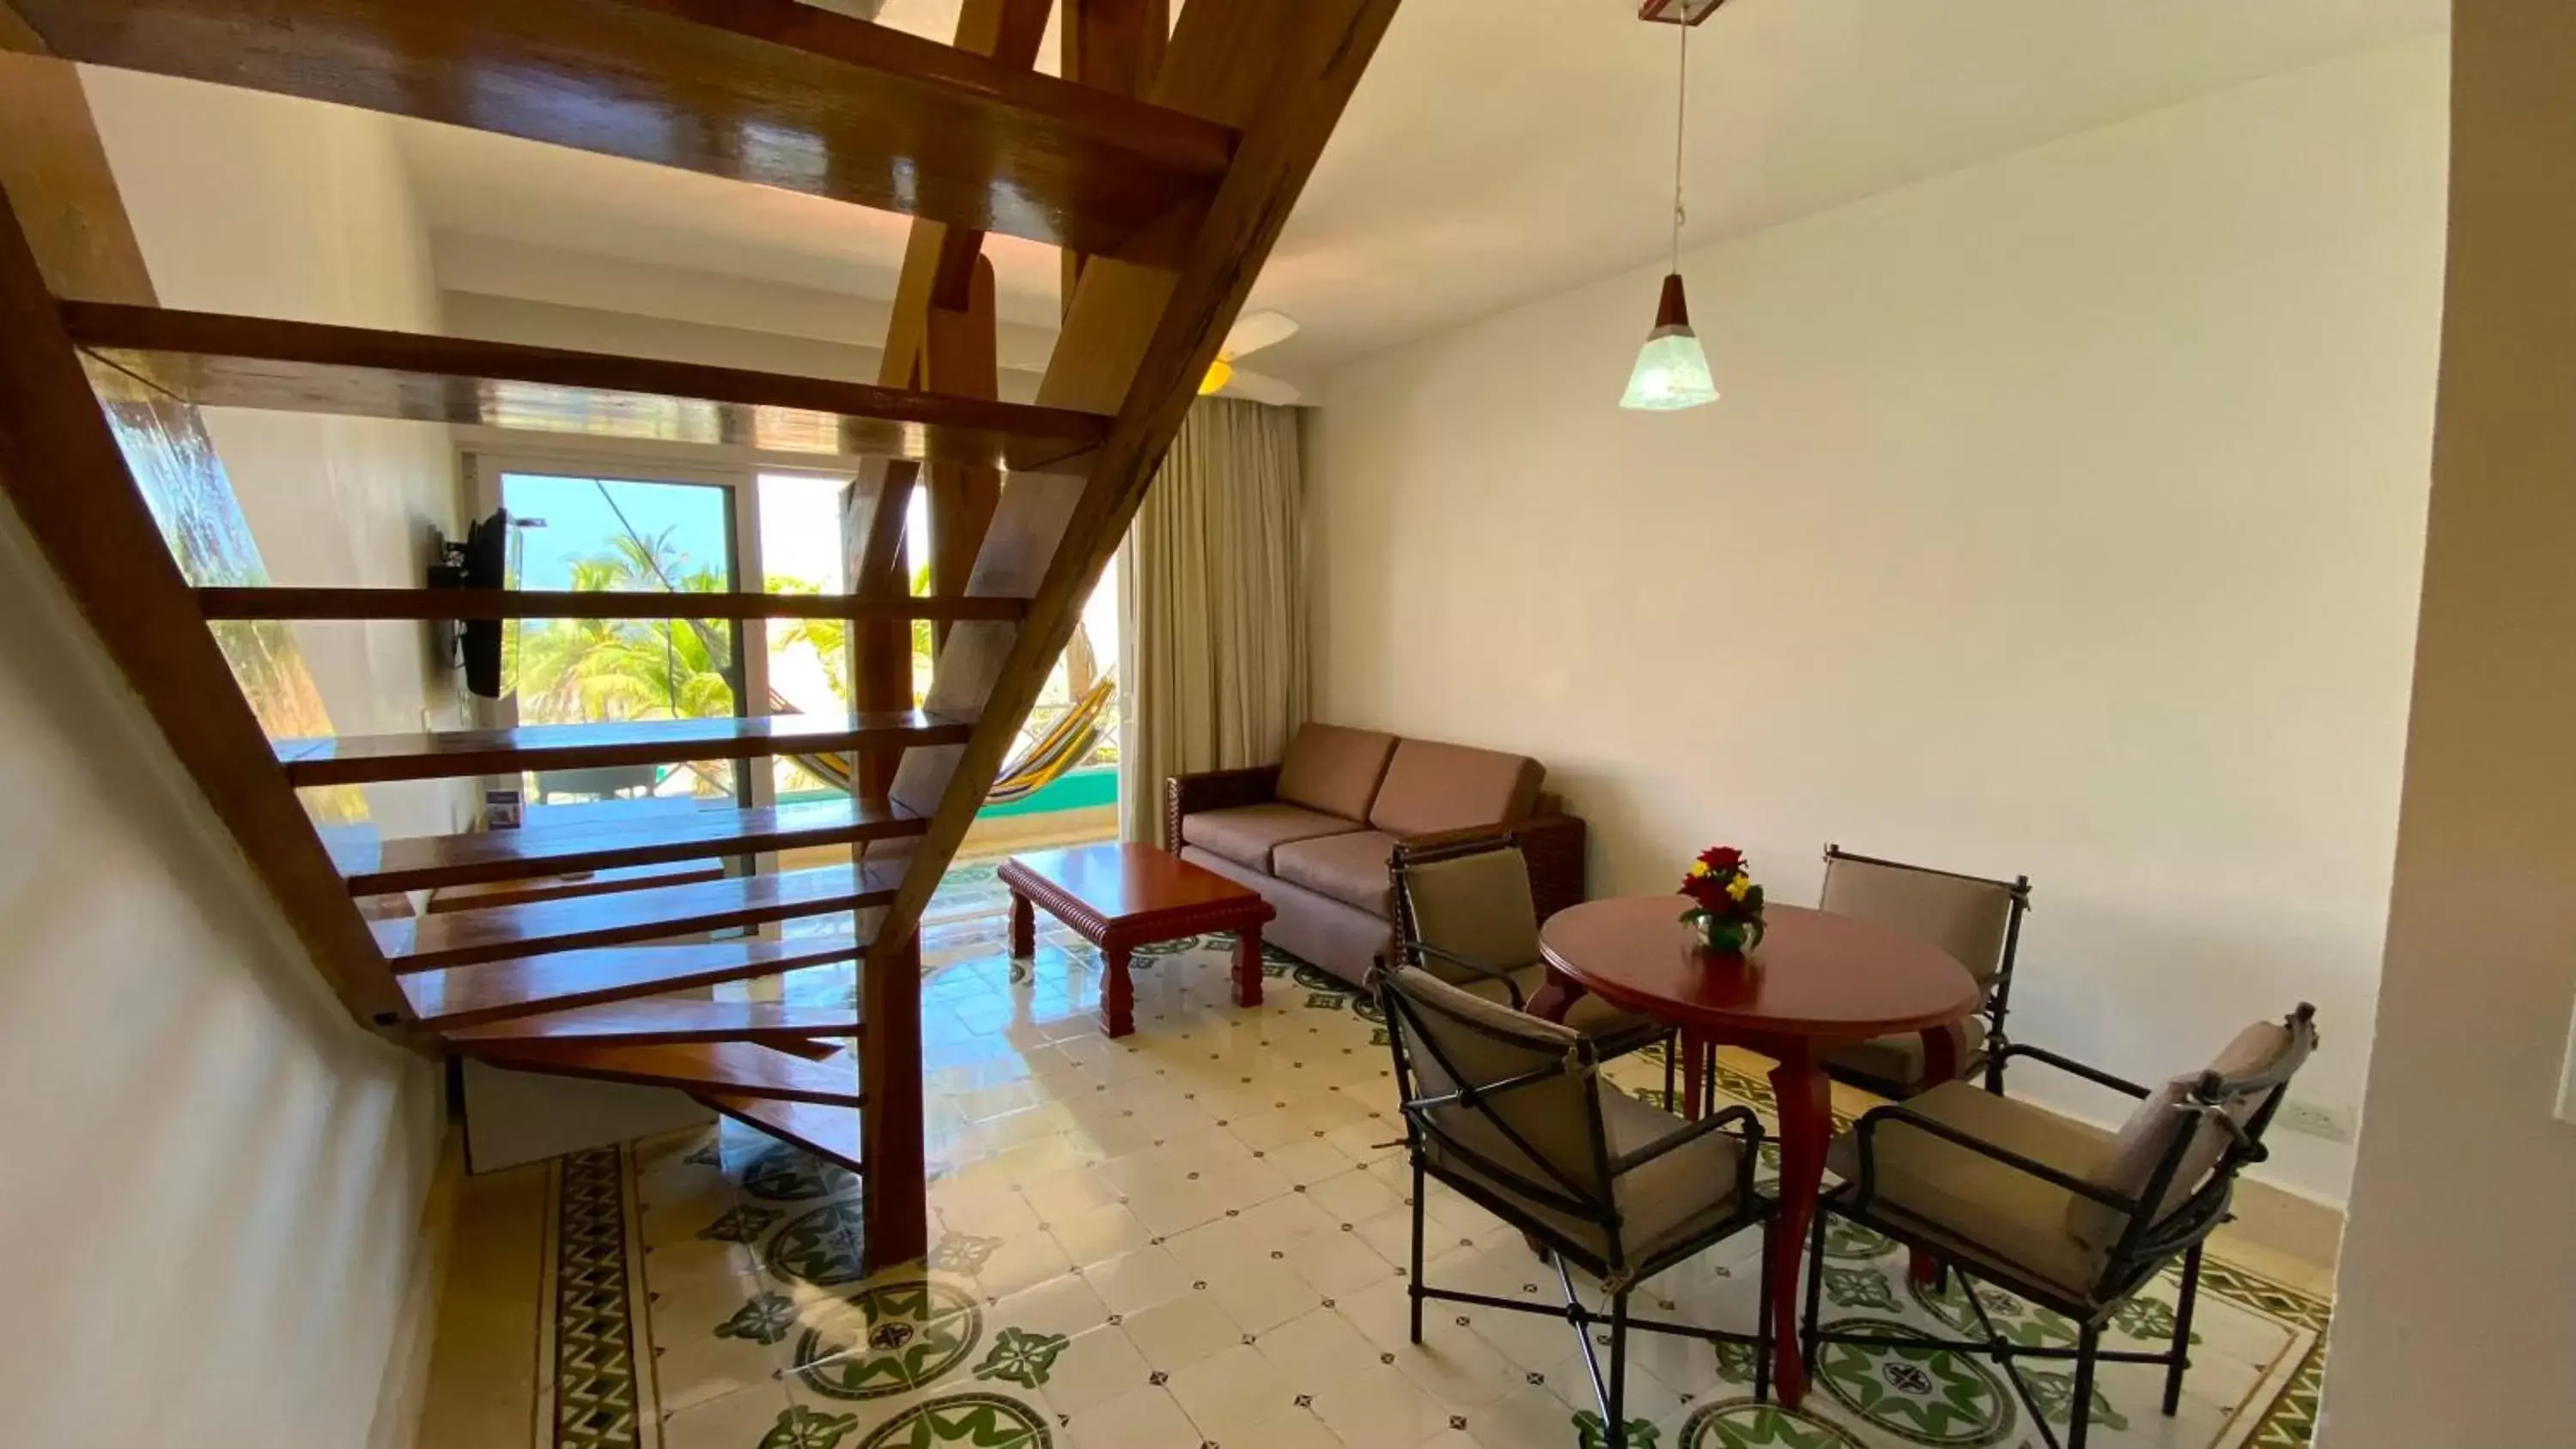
[1697, 846, 1745, 874]
[1680, 873, 1729, 907]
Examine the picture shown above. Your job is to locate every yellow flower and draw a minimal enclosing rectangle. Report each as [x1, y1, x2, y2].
[1725, 876, 1751, 901]
[1686, 861, 1710, 878]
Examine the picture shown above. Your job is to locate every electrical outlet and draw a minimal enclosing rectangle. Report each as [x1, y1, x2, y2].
[2274, 1100, 2356, 1143]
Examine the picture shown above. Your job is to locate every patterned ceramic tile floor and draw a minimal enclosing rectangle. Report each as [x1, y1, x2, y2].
[484, 864, 2330, 1449]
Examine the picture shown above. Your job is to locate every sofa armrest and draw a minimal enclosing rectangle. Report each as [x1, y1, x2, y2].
[1397, 813, 1589, 923]
[1163, 764, 1284, 850]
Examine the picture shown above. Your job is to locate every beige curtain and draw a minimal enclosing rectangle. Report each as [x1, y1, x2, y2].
[1117, 397, 1308, 844]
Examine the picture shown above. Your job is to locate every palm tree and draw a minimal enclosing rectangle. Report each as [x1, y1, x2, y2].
[501, 534, 741, 795]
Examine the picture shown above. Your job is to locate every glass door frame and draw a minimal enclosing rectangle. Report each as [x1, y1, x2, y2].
[465, 446, 844, 810]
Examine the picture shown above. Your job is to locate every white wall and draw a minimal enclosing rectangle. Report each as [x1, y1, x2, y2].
[0, 490, 443, 1445]
[1308, 38, 2447, 1202]
[84, 69, 470, 839]
[2319, 3, 2576, 1437]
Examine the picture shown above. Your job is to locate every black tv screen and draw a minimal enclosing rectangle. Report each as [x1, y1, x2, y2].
[454, 508, 508, 699]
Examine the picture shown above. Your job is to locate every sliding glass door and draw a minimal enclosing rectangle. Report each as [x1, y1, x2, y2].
[495, 469, 746, 805]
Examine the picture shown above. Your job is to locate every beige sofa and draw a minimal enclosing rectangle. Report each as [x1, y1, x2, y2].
[1166, 724, 1587, 986]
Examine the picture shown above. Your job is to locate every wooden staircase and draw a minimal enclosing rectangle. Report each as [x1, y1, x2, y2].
[0, 0, 1400, 1271]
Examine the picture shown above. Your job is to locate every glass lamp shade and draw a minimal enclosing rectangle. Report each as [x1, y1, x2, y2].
[1620, 325, 1719, 410]
[1619, 275, 1718, 410]
[1199, 356, 1234, 396]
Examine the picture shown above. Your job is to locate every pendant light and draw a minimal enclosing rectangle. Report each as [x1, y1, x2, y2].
[1620, 3, 1722, 411]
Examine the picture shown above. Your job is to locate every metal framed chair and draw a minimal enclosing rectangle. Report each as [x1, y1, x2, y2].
[1375, 966, 1777, 1447]
[1817, 844, 2033, 1096]
[1390, 835, 1676, 1094]
[1801, 1003, 2319, 1449]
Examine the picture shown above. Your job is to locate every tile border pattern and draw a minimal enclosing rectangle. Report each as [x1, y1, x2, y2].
[551, 1144, 650, 1449]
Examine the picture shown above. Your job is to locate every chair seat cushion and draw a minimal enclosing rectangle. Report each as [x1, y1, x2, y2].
[1825, 1081, 2113, 1302]
[1427, 1087, 1745, 1274]
[1181, 802, 1365, 873]
[1822, 1017, 1989, 1094]
[1443, 965, 1664, 1058]
[1273, 830, 1400, 918]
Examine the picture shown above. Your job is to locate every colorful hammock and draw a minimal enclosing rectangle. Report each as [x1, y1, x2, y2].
[777, 673, 1115, 805]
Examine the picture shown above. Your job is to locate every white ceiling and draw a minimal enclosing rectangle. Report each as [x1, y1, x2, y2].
[402, 0, 2446, 391]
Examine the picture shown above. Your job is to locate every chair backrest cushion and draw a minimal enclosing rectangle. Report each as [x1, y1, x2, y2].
[1381, 967, 1607, 1216]
[2068, 1018, 2299, 1252]
[1368, 739, 1545, 837]
[1275, 723, 1400, 822]
[1821, 855, 2017, 987]
[1399, 846, 1542, 986]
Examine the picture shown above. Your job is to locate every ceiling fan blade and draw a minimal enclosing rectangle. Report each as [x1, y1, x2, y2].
[1221, 309, 1301, 361]
[1221, 369, 1303, 406]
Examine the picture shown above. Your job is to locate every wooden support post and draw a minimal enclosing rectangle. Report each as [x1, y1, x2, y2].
[858, 928, 927, 1271]
[872, 0, 1405, 968]
[843, 460, 915, 805]
[1060, 0, 1171, 311]
[924, 257, 1002, 655]
[841, 0, 1057, 789]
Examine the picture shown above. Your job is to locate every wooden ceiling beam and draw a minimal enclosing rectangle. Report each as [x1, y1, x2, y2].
[8, 0, 1230, 264]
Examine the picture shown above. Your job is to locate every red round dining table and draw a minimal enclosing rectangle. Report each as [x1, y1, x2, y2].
[1528, 897, 1981, 1409]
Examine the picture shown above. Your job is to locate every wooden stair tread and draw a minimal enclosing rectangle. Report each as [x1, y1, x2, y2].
[702, 1094, 865, 1173]
[328, 797, 929, 894]
[11, 0, 1230, 265]
[376, 864, 902, 971]
[399, 936, 866, 1028]
[425, 859, 731, 913]
[197, 587, 1029, 623]
[276, 710, 972, 787]
[65, 304, 1106, 473]
[471, 1040, 864, 1106]
[441, 995, 862, 1049]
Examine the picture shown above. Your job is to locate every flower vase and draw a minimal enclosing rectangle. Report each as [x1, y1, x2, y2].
[1699, 920, 1751, 958]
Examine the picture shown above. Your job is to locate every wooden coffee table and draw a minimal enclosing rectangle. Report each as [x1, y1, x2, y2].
[998, 842, 1275, 1038]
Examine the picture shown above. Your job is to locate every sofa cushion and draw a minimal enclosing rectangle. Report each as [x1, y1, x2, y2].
[1180, 802, 1364, 874]
[1273, 830, 1400, 918]
[1275, 724, 1400, 821]
[1367, 740, 1545, 837]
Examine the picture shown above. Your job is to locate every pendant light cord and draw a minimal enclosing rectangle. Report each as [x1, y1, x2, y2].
[1671, 21, 1688, 275]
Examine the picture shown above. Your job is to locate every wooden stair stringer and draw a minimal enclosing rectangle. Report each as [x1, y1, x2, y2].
[0, 88, 404, 1026]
